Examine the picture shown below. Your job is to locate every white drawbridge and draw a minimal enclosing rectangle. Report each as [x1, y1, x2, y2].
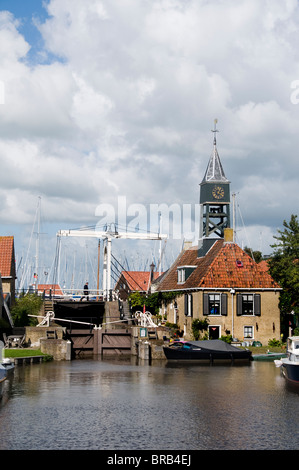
[57, 227, 167, 300]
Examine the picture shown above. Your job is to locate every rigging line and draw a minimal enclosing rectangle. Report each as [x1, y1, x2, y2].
[86, 243, 97, 284]
[110, 269, 119, 284]
[230, 224, 253, 286]
[111, 253, 148, 292]
[110, 260, 122, 285]
[70, 225, 97, 231]
[111, 261, 122, 278]
[44, 255, 55, 288]
[18, 199, 40, 291]
[110, 261, 120, 275]
[115, 222, 157, 235]
[236, 201, 255, 261]
[52, 236, 61, 287]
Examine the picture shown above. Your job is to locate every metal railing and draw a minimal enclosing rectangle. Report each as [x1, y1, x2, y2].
[15, 287, 118, 302]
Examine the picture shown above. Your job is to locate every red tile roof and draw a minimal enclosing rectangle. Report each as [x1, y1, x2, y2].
[37, 284, 63, 296]
[258, 260, 270, 272]
[0, 236, 15, 278]
[157, 240, 280, 291]
[116, 271, 162, 292]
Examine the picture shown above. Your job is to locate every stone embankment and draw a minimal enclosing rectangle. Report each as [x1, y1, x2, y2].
[20, 324, 171, 361]
[25, 326, 72, 361]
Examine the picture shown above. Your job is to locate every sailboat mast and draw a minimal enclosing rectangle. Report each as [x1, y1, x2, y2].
[35, 196, 41, 288]
[97, 240, 100, 300]
[232, 192, 236, 243]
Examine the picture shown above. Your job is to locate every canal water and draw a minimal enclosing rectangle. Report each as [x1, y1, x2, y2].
[0, 357, 298, 451]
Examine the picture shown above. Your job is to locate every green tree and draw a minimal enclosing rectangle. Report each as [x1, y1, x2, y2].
[244, 247, 263, 263]
[128, 292, 146, 310]
[128, 291, 184, 316]
[128, 292, 163, 315]
[268, 214, 299, 336]
[11, 293, 43, 327]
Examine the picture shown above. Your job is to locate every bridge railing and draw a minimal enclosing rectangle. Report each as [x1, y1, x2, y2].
[15, 287, 118, 302]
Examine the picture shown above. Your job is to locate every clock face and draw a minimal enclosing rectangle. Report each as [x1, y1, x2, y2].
[212, 186, 225, 199]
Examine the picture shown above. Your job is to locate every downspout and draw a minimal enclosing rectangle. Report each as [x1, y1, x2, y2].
[230, 288, 235, 338]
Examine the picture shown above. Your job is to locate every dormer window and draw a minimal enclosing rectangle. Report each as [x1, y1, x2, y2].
[178, 268, 185, 283]
[177, 266, 196, 284]
[236, 259, 243, 268]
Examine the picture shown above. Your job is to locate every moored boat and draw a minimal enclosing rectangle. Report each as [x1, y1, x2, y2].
[0, 340, 14, 375]
[0, 364, 7, 398]
[253, 352, 287, 361]
[1, 357, 14, 375]
[0, 341, 13, 397]
[274, 336, 299, 383]
[163, 339, 252, 363]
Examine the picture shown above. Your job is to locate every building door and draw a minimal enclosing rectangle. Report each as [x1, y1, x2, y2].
[209, 325, 220, 339]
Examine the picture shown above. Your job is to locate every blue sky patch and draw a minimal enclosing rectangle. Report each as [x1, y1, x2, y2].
[0, 0, 58, 64]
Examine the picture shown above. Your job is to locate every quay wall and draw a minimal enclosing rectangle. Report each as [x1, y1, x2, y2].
[25, 326, 71, 361]
[40, 338, 72, 361]
[25, 326, 65, 347]
[23, 325, 170, 361]
[130, 326, 170, 360]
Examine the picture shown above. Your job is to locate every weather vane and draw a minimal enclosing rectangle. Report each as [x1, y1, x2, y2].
[211, 118, 219, 144]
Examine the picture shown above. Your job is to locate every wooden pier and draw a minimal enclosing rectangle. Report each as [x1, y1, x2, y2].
[13, 356, 45, 365]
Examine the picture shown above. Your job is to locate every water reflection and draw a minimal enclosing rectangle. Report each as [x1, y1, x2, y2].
[0, 358, 298, 450]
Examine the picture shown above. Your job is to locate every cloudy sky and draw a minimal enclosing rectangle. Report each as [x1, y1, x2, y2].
[1, 0, 299, 289]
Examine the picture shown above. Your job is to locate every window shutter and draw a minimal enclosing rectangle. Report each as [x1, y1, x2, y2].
[184, 294, 193, 316]
[184, 294, 188, 316]
[236, 294, 242, 316]
[254, 294, 261, 316]
[203, 293, 209, 315]
[221, 293, 227, 316]
[189, 294, 193, 317]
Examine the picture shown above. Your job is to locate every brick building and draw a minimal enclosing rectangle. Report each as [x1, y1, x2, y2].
[156, 231, 281, 344]
[115, 269, 161, 301]
[156, 123, 281, 344]
[0, 236, 16, 306]
[0, 236, 16, 327]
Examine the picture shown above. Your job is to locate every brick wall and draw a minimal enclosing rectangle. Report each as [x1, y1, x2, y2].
[165, 290, 281, 345]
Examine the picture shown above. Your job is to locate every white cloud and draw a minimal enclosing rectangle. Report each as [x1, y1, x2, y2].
[1, 0, 299, 283]
[0, 11, 30, 60]
[71, 73, 115, 130]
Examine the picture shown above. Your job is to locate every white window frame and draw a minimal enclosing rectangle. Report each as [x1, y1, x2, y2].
[243, 325, 254, 340]
[208, 293, 221, 315]
[177, 268, 186, 283]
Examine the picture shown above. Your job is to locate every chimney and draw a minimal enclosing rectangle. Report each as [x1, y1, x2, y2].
[183, 240, 193, 251]
[150, 262, 155, 281]
[224, 228, 234, 243]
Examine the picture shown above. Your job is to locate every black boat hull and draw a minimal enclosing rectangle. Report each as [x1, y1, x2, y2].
[163, 340, 252, 363]
[281, 362, 299, 383]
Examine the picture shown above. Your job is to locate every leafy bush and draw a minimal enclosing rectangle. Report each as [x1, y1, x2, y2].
[128, 292, 162, 315]
[268, 338, 282, 347]
[165, 322, 180, 337]
[220, 334, 233, 344]
[11, 294, 43, 327]
[192, 318, 209, 340]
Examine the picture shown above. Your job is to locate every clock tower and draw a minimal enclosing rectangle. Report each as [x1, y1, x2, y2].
[199, 120, 231, 255]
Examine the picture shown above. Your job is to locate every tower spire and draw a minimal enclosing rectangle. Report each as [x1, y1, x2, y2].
[199, 120, 231, 246]
[212, 118, 219, 145]
[202, 119, 228, 183]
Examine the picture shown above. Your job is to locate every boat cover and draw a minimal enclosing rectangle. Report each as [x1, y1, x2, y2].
[181, 340, 246, 352]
